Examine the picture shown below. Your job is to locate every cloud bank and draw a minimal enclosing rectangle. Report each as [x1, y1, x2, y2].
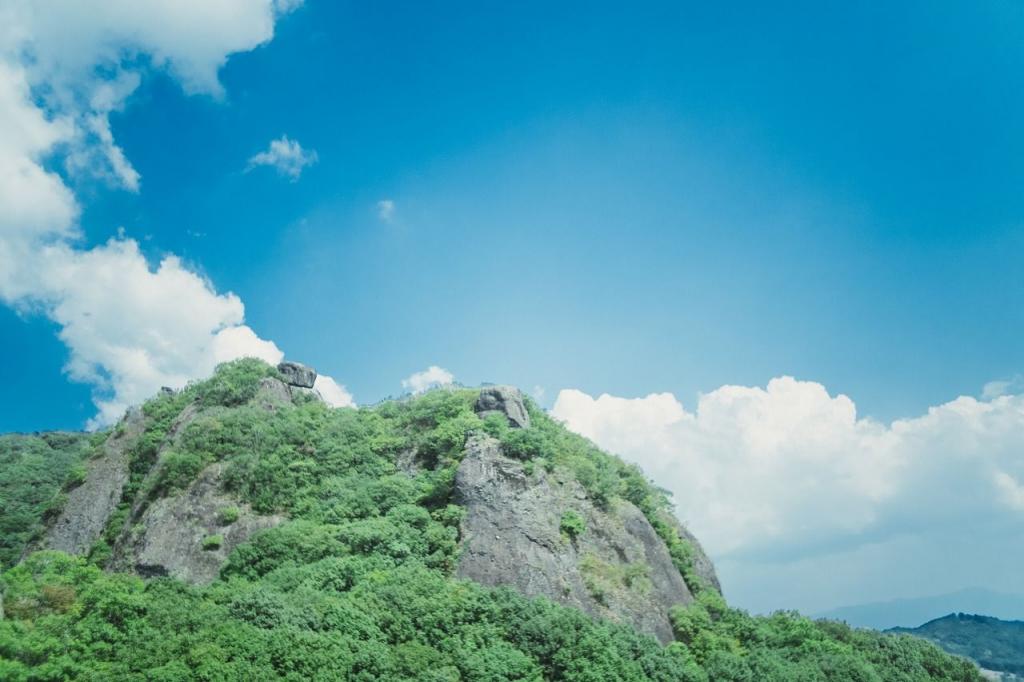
[247, 135, 318, 181]
[552, 378, 1024, 612]
[0, 1, 306, 426]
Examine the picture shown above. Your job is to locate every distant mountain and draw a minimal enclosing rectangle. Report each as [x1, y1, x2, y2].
[890, 613, 1024, 679]
[816, 588, 1024, 630]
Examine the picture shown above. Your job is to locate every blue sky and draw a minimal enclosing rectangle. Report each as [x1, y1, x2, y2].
[6, 0, 1024, 430]
[2, 1, 1023, 614]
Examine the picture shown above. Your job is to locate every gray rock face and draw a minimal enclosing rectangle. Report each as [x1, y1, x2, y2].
[44, 408, 147, 555]
[475, 386, 530, 428]
[277, 361, 317, 388]
[111, 464, 282, 584]
[255, 376, 294, 408]
[454, 435, 693, 643]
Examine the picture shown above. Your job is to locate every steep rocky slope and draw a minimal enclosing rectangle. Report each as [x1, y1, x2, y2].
[455, 432, 690, 643]
[35, 369, 313, 583]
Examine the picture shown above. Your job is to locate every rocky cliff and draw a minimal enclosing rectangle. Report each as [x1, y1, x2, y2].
[38, 362, 317, 583]
[453, 385, 717, 643]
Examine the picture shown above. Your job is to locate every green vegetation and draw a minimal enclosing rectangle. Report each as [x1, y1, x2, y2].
[0, 360, 984, 681]
[670, 591, 981, 682]
[218, 506, 240, 525]
[0, 431, 97, 568]
[891, 613, 1024, 677]
[560, 510, 586, 542]
[202, 534, 224, 551]
[580, 554, 652, 606]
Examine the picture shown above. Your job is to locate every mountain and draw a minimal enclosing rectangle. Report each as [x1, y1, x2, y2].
[0, 359, 984, 680]
[890, 614, 1024, 680]
[817, 589, 1024, 630]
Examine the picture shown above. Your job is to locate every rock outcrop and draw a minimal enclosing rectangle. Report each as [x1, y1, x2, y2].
[454, 434, 693, 643]
[110, 464, 282, 584]
[43, 372, 298, 584]
[277, 361, 317, 388]
[44, 408, 147, 555]
[255, 376, 294, 409]
[475, 385, 530, 428]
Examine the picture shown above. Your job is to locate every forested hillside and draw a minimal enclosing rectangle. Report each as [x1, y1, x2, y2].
[0, 360, 983, 681]
[891, 614, 1024, 679]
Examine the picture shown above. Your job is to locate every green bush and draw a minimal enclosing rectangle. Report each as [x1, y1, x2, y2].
[194, 357, 281, 407]
[218, 506, 240, 525]
[560, 509, 586, 541]
[202, 534, 224, 551]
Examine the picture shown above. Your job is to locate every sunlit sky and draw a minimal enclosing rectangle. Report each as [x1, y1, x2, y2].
[2, 0, 1022, 614]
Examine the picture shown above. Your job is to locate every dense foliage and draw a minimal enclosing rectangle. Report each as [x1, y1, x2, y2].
[0, 360, 984, 680]
[671, 591, 980, 682]
[0, 432, 99, 568]
[891, 614, 1024, 677]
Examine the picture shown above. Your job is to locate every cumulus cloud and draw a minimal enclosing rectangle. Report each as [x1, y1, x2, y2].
[314, 374, 355, 409]
[377, 199, 395, 223]
[246, 135, 318, 181]
[0, 0, 305, 426]
[552, 378, 1024, 611]
[402, 365, 454, 394]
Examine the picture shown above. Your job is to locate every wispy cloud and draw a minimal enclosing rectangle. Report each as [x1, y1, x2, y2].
[377, 199, 396, 223]
[246, 135, 318, 181]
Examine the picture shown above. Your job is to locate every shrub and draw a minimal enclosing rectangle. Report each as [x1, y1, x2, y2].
[560, 509, 586, 541]
[64, 464, 88, 490]
[202, 534, 223, 551]
[218, 506, 240, 525]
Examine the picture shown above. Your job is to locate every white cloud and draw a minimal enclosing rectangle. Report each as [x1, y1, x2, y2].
[246, 135, 318, 181]
[377, 199, 395, 222]
[402, 365, 454, 394]
[0, 0, 308, 427]
[552, 378, 1024, 612]
[37, 239, 286, 429]
[314, 374, 355, 408]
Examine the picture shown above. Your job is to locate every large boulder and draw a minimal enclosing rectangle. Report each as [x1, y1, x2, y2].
[277, 361, 317, 389]
[475, 386, 530, 428]
[454, 434, 693, 643]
